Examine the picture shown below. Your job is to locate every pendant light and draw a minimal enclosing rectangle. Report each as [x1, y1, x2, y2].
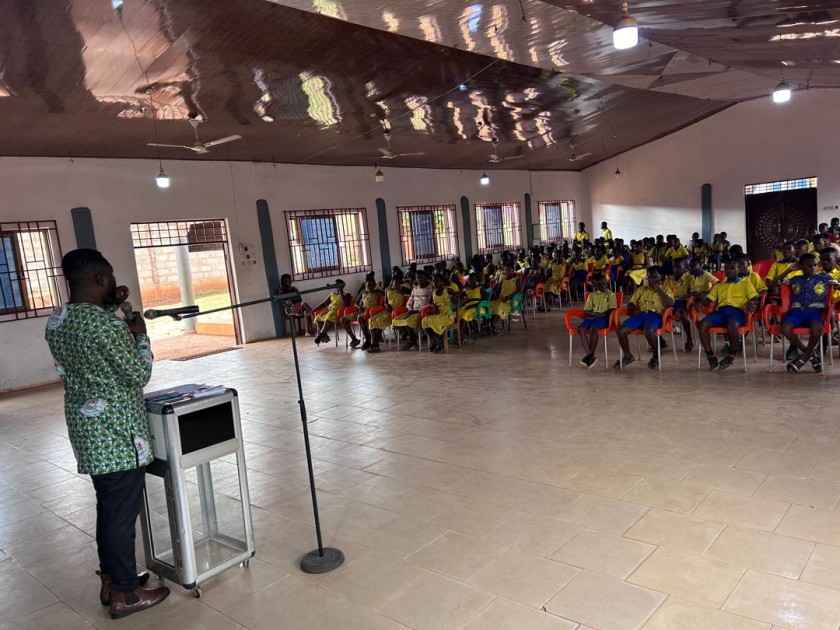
[480, 171, 490, 186]
[613, 1, 639, 50]
[374, 165, 384, 183]
[772, 36, 792, 104]
[614, 165, 622, 179]
[156, 167, 170, 188]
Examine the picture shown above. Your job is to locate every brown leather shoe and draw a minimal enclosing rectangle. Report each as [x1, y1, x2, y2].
[97, 571, 151, 606]
[108, 585, 169, 619]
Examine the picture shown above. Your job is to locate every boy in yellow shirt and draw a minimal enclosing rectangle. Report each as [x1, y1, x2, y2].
[735, 254, 767, 296]
[695, 260, 759, 371]
[574, 222, 590, 243]
[600, 221, 613, 240]
[765, 241, 797, 292]
[577, 275, 618, 368]
[615, 266, 674, 370]
[688, 258, 718, 297]
[664, 258, 694, 351]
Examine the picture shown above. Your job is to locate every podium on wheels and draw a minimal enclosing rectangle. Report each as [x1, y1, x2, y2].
[140, 385, 255, 598]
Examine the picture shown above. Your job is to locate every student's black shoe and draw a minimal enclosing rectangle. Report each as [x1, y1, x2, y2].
[811, 355, 823, 373]
[350, 338, 361, 349]
[367, 346, 382, 353]
[360, 341, 371, 351]
[647, 357, 659, 370]
[786, 358, 805, 373]
[587, 355, 599, 369]
[718, 355, 735, 371]
[434, 346, 444, 354]
[579, 355, 592, 367]
[684, 342, 694, 353]
[614, 356, 635, 369]
[708, 355, 719, 371]
[785, 346, 801, 362]
[720, 343, 731, 356]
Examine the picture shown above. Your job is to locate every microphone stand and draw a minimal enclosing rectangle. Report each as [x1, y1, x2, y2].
[176, 282, 345, 574]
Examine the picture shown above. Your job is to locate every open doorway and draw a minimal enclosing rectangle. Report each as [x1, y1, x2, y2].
[130, 220, 240, 361]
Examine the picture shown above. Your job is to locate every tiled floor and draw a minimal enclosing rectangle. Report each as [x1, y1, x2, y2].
[2, 312, 840, 629]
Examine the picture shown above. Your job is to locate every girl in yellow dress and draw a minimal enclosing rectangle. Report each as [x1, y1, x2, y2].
[491, 265, 522, 333]
[422, 275, 455, 353]
[312, 282, 350, 345]
[457, 273, 484, 329]
[544, 253, 568, 301]
[342, 279, 382, 349]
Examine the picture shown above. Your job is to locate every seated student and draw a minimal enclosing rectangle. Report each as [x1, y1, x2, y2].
[544, 252, 568, 301]
[600, 221, 613, 240]
[515, 250, 529, 271]
[341, 278, 383, 350]
[393, 270, 433, 350]
[458, 272, 485, 334]
[421, 274, 456, 354]
[624, 240, 649, 293]
[780, 253, 836, 373]
[735, 254, 767, 296]
[708, 234, 725, 270]
[276, 273, 315, 336]
[569, 249, 589, 288]
[688, 257, 719, 298]
[577, 274, 617, 368]
[692, 238, 708, 266]
[773, 236, 786, 261]
[312, 281, 350, 345]
[794, 239, 810, 260]
[664, 258, 695, 351]
[523, 266, 544, 297]
[766, 241, 797, 292]
[663, 237, 689, 275]
[695, 260, 759, 371]
[491, 264, 522, 333]
[615, 266, 674, 370]
[590, 246, 609, 274]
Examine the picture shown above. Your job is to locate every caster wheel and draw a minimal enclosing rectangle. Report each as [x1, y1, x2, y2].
[193, 586, 202, 599]
[240, 559, 250, 568]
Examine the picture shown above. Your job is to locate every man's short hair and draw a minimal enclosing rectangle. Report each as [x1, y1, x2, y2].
[61, 249, 110, 284]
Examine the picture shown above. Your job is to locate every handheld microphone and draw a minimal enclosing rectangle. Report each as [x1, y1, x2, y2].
[143, 305, 200, 320]
[119, 301, 136, 322]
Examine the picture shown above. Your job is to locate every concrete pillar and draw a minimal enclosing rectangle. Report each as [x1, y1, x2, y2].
[175, 243, 196, 333]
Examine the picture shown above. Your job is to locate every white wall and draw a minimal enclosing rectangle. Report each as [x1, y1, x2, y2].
[0, 157, 583, 392]
[584, 88, 840, 246]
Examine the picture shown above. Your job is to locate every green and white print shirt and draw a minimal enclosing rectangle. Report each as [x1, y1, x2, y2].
[45, 303, 154, 476]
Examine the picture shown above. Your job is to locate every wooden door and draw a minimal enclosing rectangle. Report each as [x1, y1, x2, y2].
[745, 188, 817, 261]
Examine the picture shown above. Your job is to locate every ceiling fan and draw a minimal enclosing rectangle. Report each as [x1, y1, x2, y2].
[376, 130, 425, 160]
[148, 118, 242, 155]
[566, 140, 592, 162]
[488, 138, 524, 164]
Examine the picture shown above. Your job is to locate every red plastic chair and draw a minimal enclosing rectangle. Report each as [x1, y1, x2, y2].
[752, 258, 775, 280]
[712, 271, 725, 282]
[565, 292, 623, 368]
[527, 283, 548, 318]
[610, 306, 676, 371]
[693, 303, 758, 372]
[763, 284, 834, 371]
[343, 295, 385, 348]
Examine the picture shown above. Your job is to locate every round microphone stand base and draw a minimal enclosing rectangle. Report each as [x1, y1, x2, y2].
[300, 547, 345, 574]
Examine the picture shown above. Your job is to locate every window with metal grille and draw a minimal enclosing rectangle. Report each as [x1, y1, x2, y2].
[745, 177, 817, 196]
[397, 205, 459, 265]
[130, 220, 228, 249]
[286, 208, 372, 280]
[537, 200, 575, 244]
[475, 202, 521, 254]
[0, 221, 64, 322]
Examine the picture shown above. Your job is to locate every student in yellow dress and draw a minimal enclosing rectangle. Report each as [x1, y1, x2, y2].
[312, 281, 350, 345]
[576, 274, 617, 369]
[614, 266, 674, 370]
[692, 238, 709, 267]
[663, 236, 689, 276]
[544, 252, 568, 301]
[491, 264, 522, 333]
[574, 222, 590, 243]
[393, 270, 433, 350]
[600, 221, 613, 241]
[341, 279, 383, 349]
[457, 272, 484, 333]
[590, 245, 609, 274]
[695, 260, 759, 371]
[422, 275, 456, 354]
[664, 258, 695, 351]
[765, 241, 797, 293]
[624, 240, 650, 292]
[386, 269, 411, 310]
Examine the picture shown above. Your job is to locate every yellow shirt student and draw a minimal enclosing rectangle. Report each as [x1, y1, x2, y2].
[573, 260, 589, 272]
[766, 260, 800, 282]
[825, 267, 840, 302]
[707, 279, 759, 309]
[591, 256, 609, 271]
[690, 271, 719, 294]
[743, 271, 767, 294]
[584, 290, 617, 314]
[601, 228, 613, 240]
[664, 274, 692, 299]
[574, 230, 590, 242]
[629, 285, 674, 314]
[630, 252, 647, 268]
[774, 248, 784, 261]
[664, 245, 690, 260]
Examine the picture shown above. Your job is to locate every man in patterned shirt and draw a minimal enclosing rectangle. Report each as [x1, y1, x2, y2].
[45, 249, 169, 619]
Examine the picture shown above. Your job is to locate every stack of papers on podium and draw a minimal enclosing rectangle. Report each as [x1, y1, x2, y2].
[145, 384, 226, 404]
